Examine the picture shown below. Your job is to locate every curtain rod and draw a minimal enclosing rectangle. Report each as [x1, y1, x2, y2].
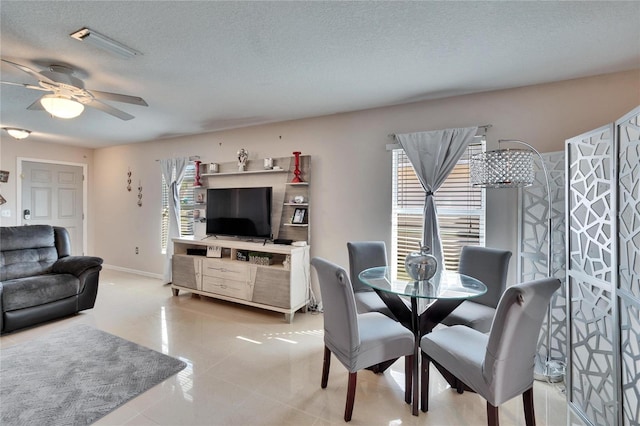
[385, 124, 491, 151]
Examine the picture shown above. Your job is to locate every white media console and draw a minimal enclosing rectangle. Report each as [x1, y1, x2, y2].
[171, 236, 310, 322]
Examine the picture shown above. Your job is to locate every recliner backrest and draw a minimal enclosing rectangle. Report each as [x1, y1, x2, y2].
[347, 241, 388, 293]
[482, 277, 560, 403]
[458, 246, 512, 308]
[0, 225, 64, 281]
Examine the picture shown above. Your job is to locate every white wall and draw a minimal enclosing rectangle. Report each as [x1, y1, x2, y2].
[91, 70, 639, 284]
[3, 70, 638, 285]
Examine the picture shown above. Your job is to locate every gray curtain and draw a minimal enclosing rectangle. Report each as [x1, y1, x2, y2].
[396, 127, 478, 271]
[160, 157, 189, 283]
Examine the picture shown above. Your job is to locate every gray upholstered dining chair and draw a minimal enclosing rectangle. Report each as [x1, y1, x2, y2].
[420, 277, 561, 426]
[441, 246, 512, 333]
[347, 241, 396, 319]
[311, 257, 415, 422]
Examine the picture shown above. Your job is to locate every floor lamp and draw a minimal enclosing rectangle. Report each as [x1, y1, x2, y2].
[470, 139, 564, 383]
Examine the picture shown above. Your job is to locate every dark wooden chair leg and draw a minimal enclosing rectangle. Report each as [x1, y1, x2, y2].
[421, 352, 430, 412]
[523, 387, 536, 426]
[487, 402, 499, 426]
[404, 355, 413, 404]
[321, 346, 331, 388]
[345, 372, 357, 422]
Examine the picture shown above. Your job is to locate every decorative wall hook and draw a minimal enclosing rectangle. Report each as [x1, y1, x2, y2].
[137, 181, 142, 207]
[127, 169, 132, 192]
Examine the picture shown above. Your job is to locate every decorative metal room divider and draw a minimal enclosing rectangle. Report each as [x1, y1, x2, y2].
[566, 106, 640, 426]
[518, 151, 566, 373]
[616, 107, 640, 426]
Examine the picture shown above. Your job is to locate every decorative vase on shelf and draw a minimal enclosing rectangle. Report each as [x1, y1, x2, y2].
[404, 244, 438, 281]
[292, 151, 303, 183]
[194, 160, 202, 187]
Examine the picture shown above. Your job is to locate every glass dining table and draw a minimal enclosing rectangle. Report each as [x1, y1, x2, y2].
[359, 266, 487, 416]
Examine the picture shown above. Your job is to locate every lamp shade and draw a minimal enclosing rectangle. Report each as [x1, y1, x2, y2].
[470, 148, 534, 188]
[40, 95, 85, 119]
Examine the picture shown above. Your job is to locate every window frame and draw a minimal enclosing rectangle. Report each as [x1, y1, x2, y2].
[391, 139, 486, 280]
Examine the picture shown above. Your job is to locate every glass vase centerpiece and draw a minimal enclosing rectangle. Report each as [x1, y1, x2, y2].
[405, 244, 438, 281]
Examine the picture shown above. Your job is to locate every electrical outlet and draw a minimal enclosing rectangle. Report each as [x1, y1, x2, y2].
[1, 210, 10, 217]
[135, 247, 139, 255]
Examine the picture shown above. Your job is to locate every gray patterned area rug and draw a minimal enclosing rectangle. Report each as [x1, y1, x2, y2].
[1, 324, 186, 426]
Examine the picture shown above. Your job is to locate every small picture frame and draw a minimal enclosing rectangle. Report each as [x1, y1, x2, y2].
[0, 170, 9, 183]
[292, 208, 307, 224]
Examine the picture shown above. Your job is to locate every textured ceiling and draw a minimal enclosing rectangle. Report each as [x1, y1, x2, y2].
[1, 1, 639, 148]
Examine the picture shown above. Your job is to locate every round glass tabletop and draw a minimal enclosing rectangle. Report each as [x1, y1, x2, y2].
[358, 266, 487, 299]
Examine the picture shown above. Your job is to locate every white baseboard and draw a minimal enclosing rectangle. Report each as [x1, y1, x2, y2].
[102, 264, 164, 280]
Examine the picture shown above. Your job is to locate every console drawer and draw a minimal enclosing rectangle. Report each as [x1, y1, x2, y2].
[202, 275, 253, 300]
[202, 259, 249, 281]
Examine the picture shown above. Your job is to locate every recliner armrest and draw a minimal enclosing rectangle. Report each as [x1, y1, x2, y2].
[52, 256, 103, 277]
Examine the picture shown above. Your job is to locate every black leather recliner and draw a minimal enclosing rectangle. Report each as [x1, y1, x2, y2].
[0, 225, 103, 334]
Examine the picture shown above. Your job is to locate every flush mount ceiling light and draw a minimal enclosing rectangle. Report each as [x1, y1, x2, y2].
[40, 94, 85, 119]
[70, 27, 142, 59]
[3, 128, 31, 140]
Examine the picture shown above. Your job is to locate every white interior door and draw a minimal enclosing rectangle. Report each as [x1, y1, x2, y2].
[21, 161, 84, 255]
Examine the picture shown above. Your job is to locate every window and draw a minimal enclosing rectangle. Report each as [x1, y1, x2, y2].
[161, 163, 196, 252]
[391, 141, 485, 280]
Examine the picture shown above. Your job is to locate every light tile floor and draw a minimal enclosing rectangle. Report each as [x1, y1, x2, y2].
[0, 269, 569, 425]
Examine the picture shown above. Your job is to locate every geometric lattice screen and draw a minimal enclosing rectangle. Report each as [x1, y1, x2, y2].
[518, 151, 566, 368]
[566, 123, 616, 426]
[566, 105, 640, 426]
[616, 106, 640, 426]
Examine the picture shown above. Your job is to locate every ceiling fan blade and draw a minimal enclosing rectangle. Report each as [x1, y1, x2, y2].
[27, 98, 44, 110]
[86, 99, 135, 120]
[91, 90, 148, 106]
[1, 59, 57, 84]
[1, 80, 49, 91]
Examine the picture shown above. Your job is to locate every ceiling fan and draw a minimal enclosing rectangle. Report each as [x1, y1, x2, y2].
[1, 59, 148, 120]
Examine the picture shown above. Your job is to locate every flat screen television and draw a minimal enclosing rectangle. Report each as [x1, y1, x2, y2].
[206, 187, 272, 239]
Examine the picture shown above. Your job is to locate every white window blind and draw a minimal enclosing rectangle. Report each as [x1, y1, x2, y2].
[161, 163, 196, 252]
[391, 141, 485, 280]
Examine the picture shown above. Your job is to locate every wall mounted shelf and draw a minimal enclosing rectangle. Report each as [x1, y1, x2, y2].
[202, 169, 288, 178]
[195, 154, 310, 245]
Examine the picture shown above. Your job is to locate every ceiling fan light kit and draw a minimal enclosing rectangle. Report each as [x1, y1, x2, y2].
[40, 94, 85, 119]
[3, 128, 31, 140]
[1, 58, 147, 122]
[70, 27, 142, 59]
